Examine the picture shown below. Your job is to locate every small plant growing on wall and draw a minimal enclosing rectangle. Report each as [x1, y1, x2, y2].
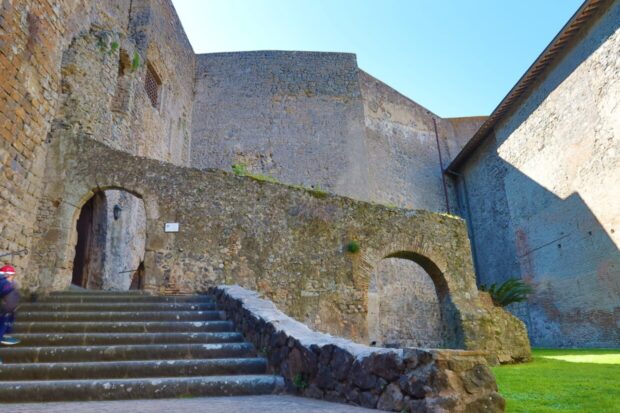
[292, 373, 308, 390]
[231, 163, 280, 183]
[131, 51, 141, 71]
[346, 240, 360, 254]
[308, 185, 328, 199]
[479, 278, 533, 307]
[231, 163, 247, 176]
[109, 41, 119, 54]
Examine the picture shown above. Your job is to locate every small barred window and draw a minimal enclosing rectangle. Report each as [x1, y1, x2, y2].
[144, 63, 161, 108]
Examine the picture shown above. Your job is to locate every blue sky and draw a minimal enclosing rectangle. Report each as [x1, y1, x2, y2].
[171, 0, 584, 118]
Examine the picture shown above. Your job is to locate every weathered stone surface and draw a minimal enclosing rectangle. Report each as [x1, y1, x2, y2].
[1, 0, 615, 355]
[211, 285, 506, 412]
[25, 133, 530, 363]
[0, 0, 194, 298]
[376, 383, 404, 411]
[454, 0, 620, 348]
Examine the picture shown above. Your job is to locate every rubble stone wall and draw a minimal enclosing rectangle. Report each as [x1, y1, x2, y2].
[212, 285, 505, 412]
[27, 135, 530, 363]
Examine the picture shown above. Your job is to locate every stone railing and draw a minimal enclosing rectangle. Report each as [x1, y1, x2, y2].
[211, 285, 505, 412]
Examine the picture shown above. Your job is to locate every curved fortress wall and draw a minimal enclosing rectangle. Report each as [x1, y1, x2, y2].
[191, 51, 372, 201]
[190, 51, 483, 210]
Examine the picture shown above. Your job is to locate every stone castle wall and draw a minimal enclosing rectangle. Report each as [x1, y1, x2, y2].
[0, 0, 132, 278]
[191, 51, 372, 201]
[0, 0, 195, 290]
[7, 0, 612, 351]
[189, 54, 484, 347]
[456, 1, 620, 347]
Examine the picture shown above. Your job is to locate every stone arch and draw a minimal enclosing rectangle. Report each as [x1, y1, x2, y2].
[71, 188, 147, 291]
[41, 183, 152, 292]
[368, 250, 464, 349]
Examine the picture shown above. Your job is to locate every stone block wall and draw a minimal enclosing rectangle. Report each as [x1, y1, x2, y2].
[131, 0, 195, 165]
[455, 1, 620, 347]
[212, 285, 505, 412]
[358, 72, 486, 348]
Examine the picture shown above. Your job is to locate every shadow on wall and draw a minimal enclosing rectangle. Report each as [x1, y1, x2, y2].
[368, 251, 464, 349]
[455, 141, 619, 348]
[453, 3, 620, 348]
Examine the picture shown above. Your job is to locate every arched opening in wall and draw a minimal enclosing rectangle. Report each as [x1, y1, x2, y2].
[368, 251, 463, 349]
[71, 189, 146, 291]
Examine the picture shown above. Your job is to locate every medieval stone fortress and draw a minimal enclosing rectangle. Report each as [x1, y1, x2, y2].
[0, 0, 617, 411]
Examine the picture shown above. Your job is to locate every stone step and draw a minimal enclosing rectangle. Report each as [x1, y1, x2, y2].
[0, 343, 255, 363]
[18, 302, 217, 312]
[0, 358, 268, 381]
[0, 375, 284, 402]
[35, 295, 215, 304]
[10, 332, 244, 346]
[16, 310, 226, 322]
[12, 320, 235, 334]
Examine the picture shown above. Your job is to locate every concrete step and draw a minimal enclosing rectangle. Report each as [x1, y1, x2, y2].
[16, 310, 226, 322]
[12, 320, 235, 334]
[0, 374, 285, 402]
[0, 342, 255, 363]
[0, 358, 268, 380]
[18, 302, 217, 312]
[10, 332, 244, 346]
[35, 295, 215, 304]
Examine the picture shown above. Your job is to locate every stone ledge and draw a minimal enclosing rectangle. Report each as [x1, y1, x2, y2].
[211, 285, 505, 412]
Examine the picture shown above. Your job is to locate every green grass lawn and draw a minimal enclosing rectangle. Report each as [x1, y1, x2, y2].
[492, 348, 620, 413]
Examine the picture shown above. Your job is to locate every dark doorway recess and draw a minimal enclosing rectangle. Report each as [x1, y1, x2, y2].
[71, 195, 97, 287]
[71, 190, 146, 290]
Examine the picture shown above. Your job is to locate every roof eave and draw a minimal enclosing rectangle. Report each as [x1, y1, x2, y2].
[447, 0, 611, 172]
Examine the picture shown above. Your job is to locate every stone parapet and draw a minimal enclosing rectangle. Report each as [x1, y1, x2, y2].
[212, 285, 505, 412]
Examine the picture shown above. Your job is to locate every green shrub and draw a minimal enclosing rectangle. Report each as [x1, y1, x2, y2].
[346, 240, 360, 253]
[480, 278, 533, 307]
[292, 373, 308, 390]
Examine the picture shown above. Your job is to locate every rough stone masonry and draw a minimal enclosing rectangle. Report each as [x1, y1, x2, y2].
[27, 133, 530, 364]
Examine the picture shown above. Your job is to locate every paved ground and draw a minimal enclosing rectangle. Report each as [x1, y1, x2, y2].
[2, 395, 377, 412]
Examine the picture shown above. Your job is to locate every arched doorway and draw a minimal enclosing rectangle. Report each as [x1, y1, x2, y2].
[368, 251, 463, 348]
[72, 189, 146, 290]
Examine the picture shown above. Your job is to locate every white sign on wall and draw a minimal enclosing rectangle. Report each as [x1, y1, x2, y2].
[164, 223, 180, 233]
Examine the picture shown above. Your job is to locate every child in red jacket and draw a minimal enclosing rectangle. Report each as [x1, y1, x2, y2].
[0, 265, 21, 346]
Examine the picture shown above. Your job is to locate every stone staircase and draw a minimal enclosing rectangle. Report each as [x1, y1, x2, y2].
[0, 290, 283, 402]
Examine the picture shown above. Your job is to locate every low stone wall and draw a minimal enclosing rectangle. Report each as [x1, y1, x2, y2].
[29, 136, 530, 363]
[212, 285, 504, 412]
